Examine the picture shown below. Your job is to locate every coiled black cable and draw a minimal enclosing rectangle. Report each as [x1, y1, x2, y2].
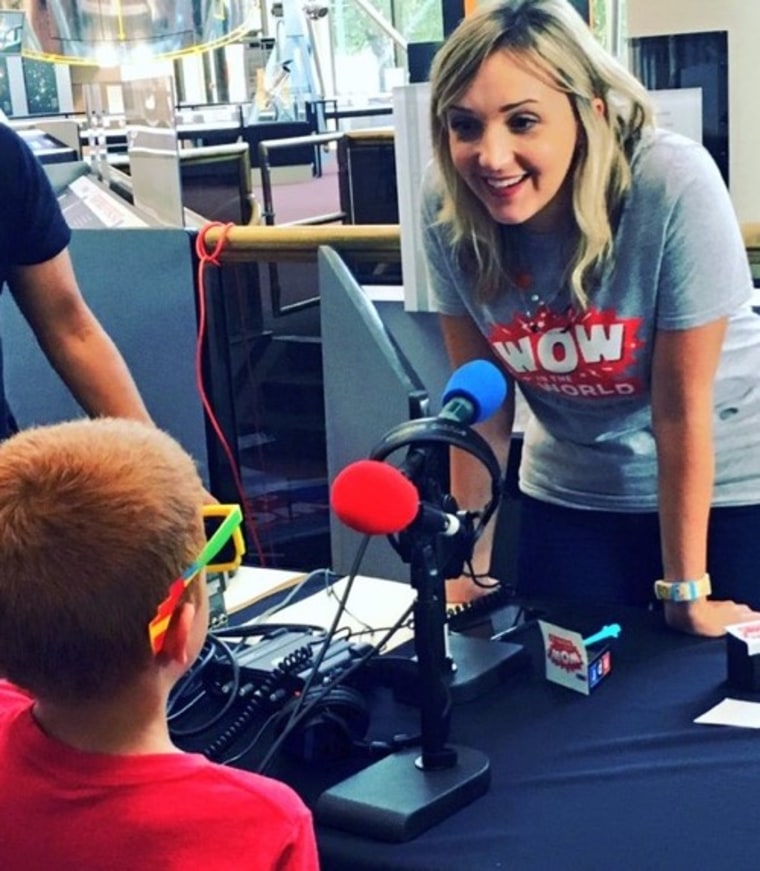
[202, 645, 313, 762]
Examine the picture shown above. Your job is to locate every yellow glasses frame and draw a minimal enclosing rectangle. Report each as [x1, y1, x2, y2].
[148, 504, 245, 654]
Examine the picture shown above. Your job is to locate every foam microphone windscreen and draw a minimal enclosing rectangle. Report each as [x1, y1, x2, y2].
[441, 359, 508, 423]
[330, 459, 419, 535]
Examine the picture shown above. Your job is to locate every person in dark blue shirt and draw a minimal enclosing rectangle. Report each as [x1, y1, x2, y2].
[0, 123, 152, 438]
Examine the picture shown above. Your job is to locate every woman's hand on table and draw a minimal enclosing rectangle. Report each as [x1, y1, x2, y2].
[664, 597, 760, 637]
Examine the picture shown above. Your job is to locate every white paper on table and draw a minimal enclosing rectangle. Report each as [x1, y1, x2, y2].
[694, 698, 760, 729]
[265, 575, 416, 652]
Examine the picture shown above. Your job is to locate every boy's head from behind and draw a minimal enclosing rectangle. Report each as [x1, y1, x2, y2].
[0, 418, 206, 704]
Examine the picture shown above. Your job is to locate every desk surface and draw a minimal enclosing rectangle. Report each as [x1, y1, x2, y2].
[200, 575, 760, 869]
[17, 128, 77, 164]
[290, 601, 760, 871]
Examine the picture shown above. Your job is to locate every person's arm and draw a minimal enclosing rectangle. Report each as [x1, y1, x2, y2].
[8, 248, 153, 424]
[652, 319, 758, 635]
[440, 312, 515, 602]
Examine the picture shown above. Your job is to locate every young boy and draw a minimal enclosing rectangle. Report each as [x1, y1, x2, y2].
[0, 418, 319, 870]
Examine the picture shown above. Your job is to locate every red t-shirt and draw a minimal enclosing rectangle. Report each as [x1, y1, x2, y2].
[0, 681, 319, 870]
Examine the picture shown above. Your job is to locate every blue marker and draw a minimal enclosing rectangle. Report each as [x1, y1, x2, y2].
[583, 623, 622, 648]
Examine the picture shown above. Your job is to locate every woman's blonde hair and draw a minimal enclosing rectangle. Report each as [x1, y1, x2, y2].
[429, 0, 654, 307]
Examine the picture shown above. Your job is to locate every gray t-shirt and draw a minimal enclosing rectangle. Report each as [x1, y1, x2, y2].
[423, 129, 760, 511]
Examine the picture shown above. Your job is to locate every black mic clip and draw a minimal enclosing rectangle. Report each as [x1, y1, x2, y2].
[392, 494, 475, 578]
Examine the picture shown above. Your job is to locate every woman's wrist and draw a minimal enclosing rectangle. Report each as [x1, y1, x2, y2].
[662, 596, 713, 635]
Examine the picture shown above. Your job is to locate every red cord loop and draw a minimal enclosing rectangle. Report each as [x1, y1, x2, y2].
[196, 221, 234, 266]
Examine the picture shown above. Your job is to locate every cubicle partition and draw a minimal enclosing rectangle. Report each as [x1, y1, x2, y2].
[0, 227, 209, 483]
[320, 246, 450, 581]
[108, 142, 256, 226]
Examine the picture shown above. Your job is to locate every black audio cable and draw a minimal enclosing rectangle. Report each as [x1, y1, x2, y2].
[169, 635, 241, 738]
[202, 645, 313, 762]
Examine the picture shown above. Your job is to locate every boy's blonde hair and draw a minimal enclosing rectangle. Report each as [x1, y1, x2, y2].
[0, 418, 205, 703]
[429, 0, 655, 307]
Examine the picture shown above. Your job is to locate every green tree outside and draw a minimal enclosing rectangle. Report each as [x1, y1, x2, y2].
[330, 0, 443, 93]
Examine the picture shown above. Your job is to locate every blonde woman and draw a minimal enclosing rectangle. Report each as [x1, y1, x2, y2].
[424, 0, 760, 636]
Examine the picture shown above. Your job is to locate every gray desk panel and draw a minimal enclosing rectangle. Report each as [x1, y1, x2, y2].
[1, 227, 209, 483]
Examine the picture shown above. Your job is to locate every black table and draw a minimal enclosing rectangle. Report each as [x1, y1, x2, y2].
[290, 602, 760, 870]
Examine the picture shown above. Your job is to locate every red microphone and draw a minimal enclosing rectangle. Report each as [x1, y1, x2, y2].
[331, 459, 464, 538]
[330, 459, 419, 535]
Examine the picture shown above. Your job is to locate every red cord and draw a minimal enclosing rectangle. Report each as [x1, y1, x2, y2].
[194, 222, 267, 566]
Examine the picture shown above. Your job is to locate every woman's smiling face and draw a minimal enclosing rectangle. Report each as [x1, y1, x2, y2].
[446, 50, 580, 233]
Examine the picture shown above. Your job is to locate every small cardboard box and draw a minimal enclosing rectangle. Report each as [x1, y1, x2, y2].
[726, 620, 760, 692]
[538, 620, 612, 695]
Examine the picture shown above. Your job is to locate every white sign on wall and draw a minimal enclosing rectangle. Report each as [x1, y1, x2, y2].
[649, 86, 703, 144]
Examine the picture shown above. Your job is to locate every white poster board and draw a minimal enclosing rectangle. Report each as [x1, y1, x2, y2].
[649, 86, 703, 144]
[392, 82, 434, 312]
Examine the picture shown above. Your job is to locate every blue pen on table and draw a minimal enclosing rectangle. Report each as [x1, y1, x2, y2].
[583, 623, 622, 648]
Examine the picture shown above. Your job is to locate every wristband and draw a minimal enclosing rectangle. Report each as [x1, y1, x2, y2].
[653, 573, 711, 602]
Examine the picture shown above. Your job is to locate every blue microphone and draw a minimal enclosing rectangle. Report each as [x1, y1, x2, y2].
[438, 360, 508, 425]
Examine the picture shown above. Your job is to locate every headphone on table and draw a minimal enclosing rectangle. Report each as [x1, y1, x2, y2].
[276, 684, 372, 763]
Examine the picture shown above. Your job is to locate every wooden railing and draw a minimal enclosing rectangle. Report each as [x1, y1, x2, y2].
[199, 223, 401, 264]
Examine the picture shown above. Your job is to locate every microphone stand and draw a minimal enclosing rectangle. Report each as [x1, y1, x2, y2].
[412, 537, 457, 770]
[316, 420, 527, 841]
[314, 468, 491, 843]
[382, 421, 529, 705]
